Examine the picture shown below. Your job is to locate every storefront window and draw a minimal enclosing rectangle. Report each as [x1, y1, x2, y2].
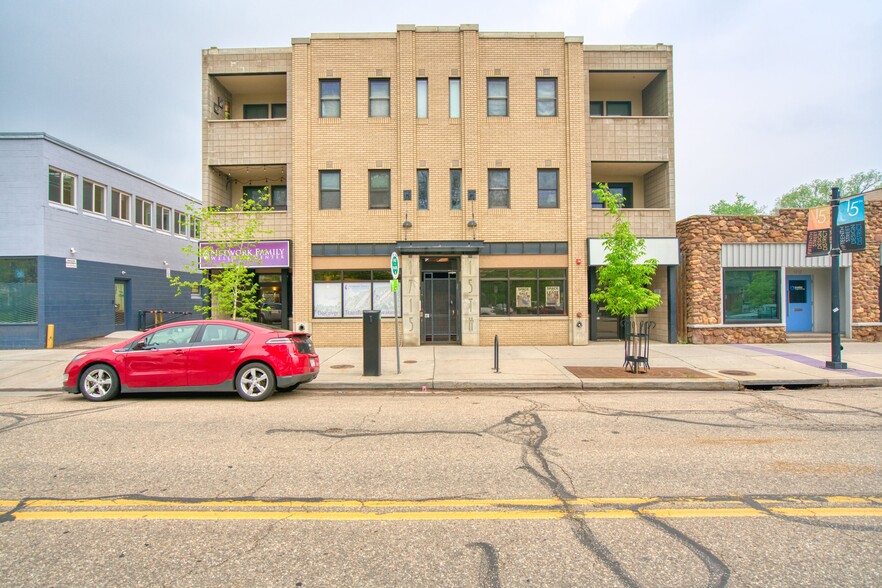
[0, 258, 38, 324]
[479, 268, 566, 316]
[723, 269, 780, 323]
[313, 270, 400, 318]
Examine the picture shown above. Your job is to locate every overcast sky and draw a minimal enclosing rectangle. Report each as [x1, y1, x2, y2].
[1, 0, 879, 218]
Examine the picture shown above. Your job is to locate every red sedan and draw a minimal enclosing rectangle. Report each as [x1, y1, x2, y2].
[63, 320, 320, 401]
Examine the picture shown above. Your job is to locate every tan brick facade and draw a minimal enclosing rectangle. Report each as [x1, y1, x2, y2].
[202, 26, 678, 347]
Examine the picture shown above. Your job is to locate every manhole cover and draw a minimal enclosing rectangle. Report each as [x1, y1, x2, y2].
[404, 360, 417, 364]
[330, 364, 355, 369]
[719, 370, 755, 376]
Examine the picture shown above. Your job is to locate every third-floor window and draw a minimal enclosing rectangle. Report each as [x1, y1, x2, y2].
[536, 78, 558, 116]
[369, 79, 390, 117]
[487, 78, 509, 117]
[320, 79, 341, 118]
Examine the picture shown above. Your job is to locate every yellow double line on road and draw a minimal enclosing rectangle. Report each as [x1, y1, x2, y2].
[2, 496, 881, 522]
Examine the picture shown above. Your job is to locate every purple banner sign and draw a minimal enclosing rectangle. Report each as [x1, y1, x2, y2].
[199, 240, 290, 269]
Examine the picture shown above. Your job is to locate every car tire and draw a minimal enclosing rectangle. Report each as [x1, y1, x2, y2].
[235, 362, 276, 401]
[79, 363, 120, 402]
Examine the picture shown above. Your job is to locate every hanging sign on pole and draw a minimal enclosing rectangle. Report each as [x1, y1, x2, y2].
[837, 194, 866, 253]
[806, 205, 831, 257]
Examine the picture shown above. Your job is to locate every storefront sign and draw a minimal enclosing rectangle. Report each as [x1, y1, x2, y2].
[198, 240, 290, 269]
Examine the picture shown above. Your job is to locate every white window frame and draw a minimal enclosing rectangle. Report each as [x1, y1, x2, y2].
[49, 167, 76, 208]
[156, 204, 171, 232]
[174, 210, 188, 237]
[111, 189, 132, 222]
[135, 197, 153, 228]
[82, 179, 106, 216]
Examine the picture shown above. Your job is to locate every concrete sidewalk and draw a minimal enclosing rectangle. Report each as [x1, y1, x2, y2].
[1, 331, 881, 393]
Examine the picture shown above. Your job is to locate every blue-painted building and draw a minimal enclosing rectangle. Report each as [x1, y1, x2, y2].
[0, 133, 201, 348]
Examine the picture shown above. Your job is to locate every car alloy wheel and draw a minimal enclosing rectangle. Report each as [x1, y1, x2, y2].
[79, 364, 120, 401]
[236, 362, 276, 401]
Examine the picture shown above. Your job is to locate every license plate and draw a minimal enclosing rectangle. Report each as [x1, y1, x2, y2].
[309, 358, 316, 368]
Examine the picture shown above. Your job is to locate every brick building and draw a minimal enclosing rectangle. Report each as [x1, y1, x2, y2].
[202, 25, 679, 346]
[677, 189, 882, 344]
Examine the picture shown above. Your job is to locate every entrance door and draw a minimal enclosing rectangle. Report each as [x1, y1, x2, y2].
[421, 261, 460, 344]
[786, 275, 812, 332]
[114, 280, 128, 328]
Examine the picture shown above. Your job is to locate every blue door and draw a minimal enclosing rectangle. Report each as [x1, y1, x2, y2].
[786, 276, 812, 332]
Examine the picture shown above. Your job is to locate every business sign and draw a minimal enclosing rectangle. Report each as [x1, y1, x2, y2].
[199, 240, 290, 269]
[805, 205, 831, 257]
[837, 195, 866, 253]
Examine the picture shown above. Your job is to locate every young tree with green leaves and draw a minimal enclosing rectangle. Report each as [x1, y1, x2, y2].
[708, 193, 767, 215]
[773, 169, 881, 211]
[589, 183, 661, 318]
[169, 194, 272, 321]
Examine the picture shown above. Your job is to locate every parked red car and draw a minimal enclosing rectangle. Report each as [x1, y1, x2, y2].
[63, 320, 320, 401]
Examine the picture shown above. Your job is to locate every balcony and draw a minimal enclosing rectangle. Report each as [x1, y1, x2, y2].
[589, 161, 674, 238]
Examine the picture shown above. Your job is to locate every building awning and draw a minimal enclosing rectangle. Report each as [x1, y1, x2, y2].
[397, 241, 485, 255]
[588, 237, 680, 266]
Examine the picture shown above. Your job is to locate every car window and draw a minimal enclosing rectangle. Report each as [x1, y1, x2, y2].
[144, 324, 199, 349]
[199, 325, 249, 344]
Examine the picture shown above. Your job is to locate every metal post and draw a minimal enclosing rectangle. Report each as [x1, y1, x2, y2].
[394, 282, 401, 374]
[493, 335, 499, 373]
[826, 187, 848, 369]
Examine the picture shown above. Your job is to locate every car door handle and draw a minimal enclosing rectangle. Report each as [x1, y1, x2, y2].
[173, 349, 185, 355]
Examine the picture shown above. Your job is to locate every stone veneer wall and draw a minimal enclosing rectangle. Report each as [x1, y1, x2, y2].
[677, 202, 881, 343]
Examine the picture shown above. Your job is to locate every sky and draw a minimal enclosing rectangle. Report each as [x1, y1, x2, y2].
[1, 0, 879, 219]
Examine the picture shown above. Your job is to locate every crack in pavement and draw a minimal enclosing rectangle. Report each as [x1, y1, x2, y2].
[0, 404, 126, 434]
[467, 542, 501, 588]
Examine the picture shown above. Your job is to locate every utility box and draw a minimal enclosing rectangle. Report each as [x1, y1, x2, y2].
[363, 310, 381, 376]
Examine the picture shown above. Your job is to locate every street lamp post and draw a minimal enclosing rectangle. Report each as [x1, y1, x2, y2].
[826, 187, 847, 369]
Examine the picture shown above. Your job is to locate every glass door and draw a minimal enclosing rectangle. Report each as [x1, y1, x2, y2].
[114, 280, 128, 327]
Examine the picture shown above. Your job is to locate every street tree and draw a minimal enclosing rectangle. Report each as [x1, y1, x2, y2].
[170, 194, 271, 321]
[589, 183, 661, 320]
[708, 193, 767, 215]
[774, 169, 881, 210]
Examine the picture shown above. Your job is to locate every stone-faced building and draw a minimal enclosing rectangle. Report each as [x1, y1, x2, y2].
[677, 189, 882, 344]
[202, 25, 680, 346]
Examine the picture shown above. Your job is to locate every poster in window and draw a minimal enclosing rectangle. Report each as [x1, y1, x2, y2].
[343, 282, 372, 317]
[313, 283, 342, 318]
[545, 286, 561, 307]
[516, 287, 532, 308]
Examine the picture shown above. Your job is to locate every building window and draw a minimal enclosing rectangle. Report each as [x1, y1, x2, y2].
[0, 258, 38, 324]
[48, 168, 75, 207]
[189, 217, 200, 239]
[449, 78, 461, 118]
[369, 170, 391, 209]
[313, 269, 400, 318]
[243, 104, 269, 119]
[271, 103, 287, 119]
[135, 197, 153, 227]
[479, 268, 567, 316]
[111, 189, 131, 221]
[320, 171, 341, 210]
[416, 78, 428, 119]
[723, 269, 780, 324]
[271, 185, 287, 210]
[450, 169, 462, 210]
[606, 101, 632, 116]
[156, 204, 171, 232]
[83, 180, 105, 215]
[369, 78, 390, 117]
[538, 169, 559, 208]
[536, 78, 557, 116]
[417, 169, 429, 210]
[589, 101, 604, 116]
[174, 211, 188, 236]
[592, 182, 633, 209]
[488, 169, 510, 208]
[320, 79, 341, 118]
[487, 78, 508, 116]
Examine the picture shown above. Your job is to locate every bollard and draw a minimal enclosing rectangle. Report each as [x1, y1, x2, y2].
[46, 324, 55, 349]
[493, 335, 499, 373]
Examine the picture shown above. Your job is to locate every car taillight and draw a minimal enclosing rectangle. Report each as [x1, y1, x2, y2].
[290, 336, 314, 354]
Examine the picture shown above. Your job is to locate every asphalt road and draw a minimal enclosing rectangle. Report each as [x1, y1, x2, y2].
[1, 387, 881, 587]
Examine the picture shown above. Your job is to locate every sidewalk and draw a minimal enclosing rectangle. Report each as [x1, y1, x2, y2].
[1, 332, 881, 393]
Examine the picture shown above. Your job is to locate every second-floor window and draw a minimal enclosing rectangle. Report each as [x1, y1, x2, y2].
[536, 78, 557, 116]
[488, 169, 510, 208]
[450, 169, 462, 210]
[157, 205, 171, 231]
[83, 180, 105, 214]
[417, 169, 429, 210]
[174, 211, 188, 236]
[592, 182, 634, 209]
[111, 189, 131, 221]
[320, 171, 341, 210]
[369, 170, 391, 209]
[135, 197, 152, 227]
[369, 78, 390, 117]
[487, 78, 508, 116]
[416, 78, 428, 118]
[538, 169, 559, 208]
[320, 79, 341, 118]
[48, 168, 75, 207]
